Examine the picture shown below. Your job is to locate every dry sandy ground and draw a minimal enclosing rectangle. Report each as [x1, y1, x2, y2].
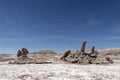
[0, 62, 120, 80]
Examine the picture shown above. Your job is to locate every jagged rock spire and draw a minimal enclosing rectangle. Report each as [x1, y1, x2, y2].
[80, 41, 87, 52]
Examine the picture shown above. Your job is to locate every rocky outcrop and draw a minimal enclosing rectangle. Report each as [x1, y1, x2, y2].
[9, 48, 53, 64]
[17, 48, 29, 58]
[80, 41, 87, 52]
[60, 41, 114, 64]
[60, 50, 71, 61]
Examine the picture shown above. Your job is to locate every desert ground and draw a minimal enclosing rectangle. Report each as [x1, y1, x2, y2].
[0, 48, 120, 80]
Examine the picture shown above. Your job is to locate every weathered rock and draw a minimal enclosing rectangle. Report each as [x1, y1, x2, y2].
[60, 41, 114, 64]
[22, 48, 29, 57]
[80, 41, 87, 52]
[60, 50, 71, 61]
[89, 46, 95, 54]
[70, 59, 79, 63]
[17, 50, 22, 57]
[9, 48, 54, 64]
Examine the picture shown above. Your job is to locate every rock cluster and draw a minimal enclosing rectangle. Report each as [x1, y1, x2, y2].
[9, 48, 34, 64]
[60, 41, 113, 64]
[9, 48, 52, 64]
[17, 48, 29, 58]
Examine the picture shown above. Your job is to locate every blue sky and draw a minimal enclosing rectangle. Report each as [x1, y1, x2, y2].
[0, 0, 120, 54]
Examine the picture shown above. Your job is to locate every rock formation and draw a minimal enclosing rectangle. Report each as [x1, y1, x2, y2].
[9, 48, 32, 64]
[60, 41, 113, 64]
[80, 41, 87, 52]
[22, 48, 29, 57]
[9, 48, 53, 64]
[17, 48, 29, 58]
[89, 46, 95, 54]
[60, 50, 71, 61]
[17, 50, 22, 57]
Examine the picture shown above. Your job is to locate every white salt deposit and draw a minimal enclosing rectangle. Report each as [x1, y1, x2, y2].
[0, 63, 120, 80]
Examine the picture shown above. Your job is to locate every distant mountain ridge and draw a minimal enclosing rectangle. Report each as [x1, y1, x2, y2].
[98, 48, 120, 56]
[98, 48, 120, 52]
[32, 50, 57, 54]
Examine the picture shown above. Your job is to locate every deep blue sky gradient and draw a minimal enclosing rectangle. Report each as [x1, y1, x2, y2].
[0, 0, 120, 54]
